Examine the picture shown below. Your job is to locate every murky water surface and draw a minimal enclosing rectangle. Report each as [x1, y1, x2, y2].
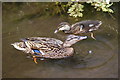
[2, 3, 118, 78]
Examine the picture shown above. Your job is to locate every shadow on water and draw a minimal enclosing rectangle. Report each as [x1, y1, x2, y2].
[2, 2, 118, 78]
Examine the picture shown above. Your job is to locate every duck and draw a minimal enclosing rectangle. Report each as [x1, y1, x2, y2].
[54, 20, 102, 40]
[11, 35, 87, 64]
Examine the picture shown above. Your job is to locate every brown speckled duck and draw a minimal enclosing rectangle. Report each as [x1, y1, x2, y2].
[54, 20, 102, 39]
[11, 35, 87, 64]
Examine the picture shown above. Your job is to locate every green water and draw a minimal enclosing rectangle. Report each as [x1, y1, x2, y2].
[2, 2, 118, 78]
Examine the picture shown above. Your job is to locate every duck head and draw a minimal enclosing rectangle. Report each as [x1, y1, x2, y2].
[63, 35, 87, 47]
[54, 22, 71, 33]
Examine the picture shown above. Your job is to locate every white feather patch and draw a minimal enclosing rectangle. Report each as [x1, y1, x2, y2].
[89, 24, 94, 27]
[80, 25, 83, 31]
[39, 50, 45, 55]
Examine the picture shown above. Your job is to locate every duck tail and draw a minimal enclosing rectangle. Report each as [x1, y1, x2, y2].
[20, 38, 28, 42]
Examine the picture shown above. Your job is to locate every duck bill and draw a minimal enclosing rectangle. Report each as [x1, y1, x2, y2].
[54, 29, 60, 33]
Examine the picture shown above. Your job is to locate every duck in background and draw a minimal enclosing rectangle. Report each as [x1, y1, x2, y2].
[54, 20, 102, 40]
[11, 35, 87, 64]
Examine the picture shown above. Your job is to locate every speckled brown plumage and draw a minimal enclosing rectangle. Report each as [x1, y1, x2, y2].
[11, 35, 87, 63]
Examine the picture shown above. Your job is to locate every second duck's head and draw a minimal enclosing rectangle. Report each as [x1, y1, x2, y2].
[63, 35, 87, 47]
[54, 22, 71, 33]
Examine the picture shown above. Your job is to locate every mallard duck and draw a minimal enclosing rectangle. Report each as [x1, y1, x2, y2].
[54, 20, 102, 39]
[11, 35, 87, 64]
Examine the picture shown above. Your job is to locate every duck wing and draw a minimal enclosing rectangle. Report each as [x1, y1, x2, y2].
[21, 37, 63, 45]
[24, 41, 73, 59]
[70, 20, 102, 34]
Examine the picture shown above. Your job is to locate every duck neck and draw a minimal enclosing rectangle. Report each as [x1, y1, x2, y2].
[62, 43, 71, 48]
